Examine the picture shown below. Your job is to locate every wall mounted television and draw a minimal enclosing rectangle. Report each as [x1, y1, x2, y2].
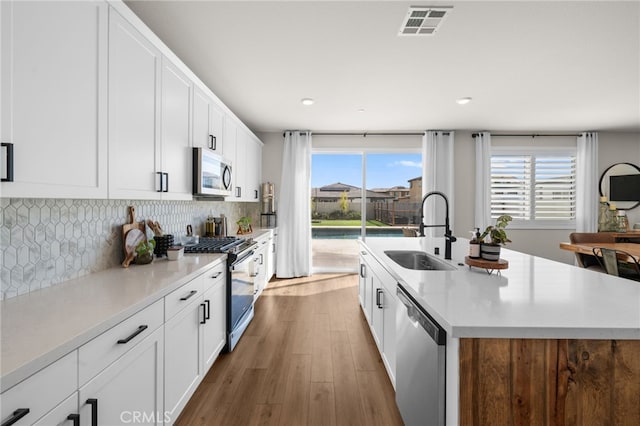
[609, 174, 640, 202]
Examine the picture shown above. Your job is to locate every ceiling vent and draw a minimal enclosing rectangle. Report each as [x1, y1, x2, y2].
[399, 6, 452, 36]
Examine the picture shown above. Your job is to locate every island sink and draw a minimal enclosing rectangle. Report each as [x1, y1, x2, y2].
[384, 250, 456, 271]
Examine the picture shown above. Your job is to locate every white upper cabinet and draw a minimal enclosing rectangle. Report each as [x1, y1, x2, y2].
[192, 87, 225, 156]
[1, 0, 261, 201]
[108, 10, 192, 200]
[107, 9, 161, 200]
[160, 58, 192, 200]
[232, 127, 263, 202]
[0, 0, 108, 198]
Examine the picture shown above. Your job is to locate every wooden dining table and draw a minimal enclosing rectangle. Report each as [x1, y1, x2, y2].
[559, 242, 640, 263]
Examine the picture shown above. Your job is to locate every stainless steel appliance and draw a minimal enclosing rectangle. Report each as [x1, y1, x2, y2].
[184, 237, 258, 351]
[261, 182, 275, 213]
[396, 284, 446, 426]
[192, 148, 232, 197]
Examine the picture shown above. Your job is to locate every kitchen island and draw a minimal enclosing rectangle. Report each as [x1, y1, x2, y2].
[360, 237, 640, 425]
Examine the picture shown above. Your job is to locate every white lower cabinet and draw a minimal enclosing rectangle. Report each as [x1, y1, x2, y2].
[0, 351, 77, 426]
[164, 263, 226, 424]
[358, 244, 397, 388]
[32, 393, 79, 426]
[201, 268, 227, 371]
[253, 235, 269, 300]
[3, 261, 227, 426]
[78, 325, 164, 426]
[164, 285, 205, 422]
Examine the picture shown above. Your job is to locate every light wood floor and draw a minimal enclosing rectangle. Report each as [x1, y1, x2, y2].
[175, 273, 404, 426]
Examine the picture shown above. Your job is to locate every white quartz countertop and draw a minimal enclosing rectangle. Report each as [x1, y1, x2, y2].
[0, 253, 226, 392]
[362, 237, 640, 340]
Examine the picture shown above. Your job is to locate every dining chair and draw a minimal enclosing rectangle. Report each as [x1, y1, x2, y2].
[569, 232, 615, 271]
[592, 247, 640, 281]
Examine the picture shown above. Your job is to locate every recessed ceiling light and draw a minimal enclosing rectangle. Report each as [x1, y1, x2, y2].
[357, 108, 365, 113]
[456, 97, 472, 105]
[301, 98, 314, 106]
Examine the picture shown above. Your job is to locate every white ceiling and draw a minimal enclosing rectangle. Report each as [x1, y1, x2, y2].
[125, 0, 640, 134]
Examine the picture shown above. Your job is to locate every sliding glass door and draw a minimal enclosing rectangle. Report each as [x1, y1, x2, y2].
[311, 151, 422, 273]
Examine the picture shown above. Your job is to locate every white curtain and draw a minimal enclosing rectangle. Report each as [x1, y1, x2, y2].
[474, 132, 492, 231]
[422, 131, 455, 236]
[276, 131, 312, 278]
[576, 132, 599, 232]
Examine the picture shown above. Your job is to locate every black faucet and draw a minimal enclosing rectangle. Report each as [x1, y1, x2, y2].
[418, 191, 457, 260]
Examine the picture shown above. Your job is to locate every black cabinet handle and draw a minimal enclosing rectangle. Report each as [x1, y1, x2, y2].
[2, 408, 29, 426]
[180, 290, 198, 301]
[117, 325, 148, 344]
[209, 135, 216, 150]
[163, 172, 169, 192]
[211, 271, 222, 279]
[67, 413, 80, 426]
[254, 189, 258, 199]
[156, 171, 163, 192]
[236, 187, 242, 198]
[86, 399, 98, 426]
[360, 264, 366, 278]
[200, 302, 207, 324]
[376, 288, 383, 308]
[205, 299, 210, 320]
[260, 254, 264, 265]
[1, 143, 14, 182]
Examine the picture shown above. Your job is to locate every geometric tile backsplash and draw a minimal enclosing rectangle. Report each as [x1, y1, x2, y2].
[1, 198, 260, 300]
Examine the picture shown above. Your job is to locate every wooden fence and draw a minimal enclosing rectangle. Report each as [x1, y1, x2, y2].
[373, 202, 421, 225]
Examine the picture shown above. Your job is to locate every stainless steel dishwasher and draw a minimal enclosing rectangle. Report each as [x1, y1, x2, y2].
[396, 284, 446, 426]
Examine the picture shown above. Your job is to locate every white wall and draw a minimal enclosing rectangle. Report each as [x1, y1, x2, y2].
[598, 132, 640, 226]
[260, 130, 640, 265]
[257, 132, 284, 206]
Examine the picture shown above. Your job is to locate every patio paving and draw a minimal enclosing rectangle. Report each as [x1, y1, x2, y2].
[312, 238, 359, 271]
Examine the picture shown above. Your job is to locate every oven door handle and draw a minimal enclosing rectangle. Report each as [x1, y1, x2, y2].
[232, 249, 255, 266]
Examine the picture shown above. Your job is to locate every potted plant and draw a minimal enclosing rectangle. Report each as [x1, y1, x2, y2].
[236, 216, 253, 235]
[135, 239, 156, 264]
[479, 214, 512, 261]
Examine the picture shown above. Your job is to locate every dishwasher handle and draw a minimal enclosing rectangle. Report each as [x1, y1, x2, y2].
[397, 286, 446, 346]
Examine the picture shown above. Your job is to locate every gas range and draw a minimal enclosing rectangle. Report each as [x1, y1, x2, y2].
[183, 236, 255, 255]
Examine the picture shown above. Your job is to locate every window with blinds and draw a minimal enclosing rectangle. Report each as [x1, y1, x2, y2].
[490, 150, 576, 227]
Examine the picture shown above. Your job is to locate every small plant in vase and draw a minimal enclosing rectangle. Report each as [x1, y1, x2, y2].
[479, 215, 512, 261]
[236, 216, 253, 235]
[135, 240, 156, 264]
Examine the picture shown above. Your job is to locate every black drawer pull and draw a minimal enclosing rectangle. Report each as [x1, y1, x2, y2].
[1, 143, 14, 182]
[205, 299, 211, 320]
[211, 271, 222, 279]
[360, 264, 366, 278]
[67, 413, 80, 426]
[180, 290, 198, 301]
[2, 408, 30, 426]
[163, 172, 169, 193]
[156, 171, 163, 192]
[200, 303, 207, 324]
[86, 399, 97, 426]
[117, 325, 148, 344]
[209, 135, 216, 150]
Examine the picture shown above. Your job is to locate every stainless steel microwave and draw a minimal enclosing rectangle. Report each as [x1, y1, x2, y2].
[193, 148, 232, 197]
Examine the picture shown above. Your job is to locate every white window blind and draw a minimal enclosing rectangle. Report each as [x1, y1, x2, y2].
[490, 150, 576, 228]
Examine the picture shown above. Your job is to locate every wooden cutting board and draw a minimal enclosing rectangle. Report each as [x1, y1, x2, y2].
[122, 206, 146, 255]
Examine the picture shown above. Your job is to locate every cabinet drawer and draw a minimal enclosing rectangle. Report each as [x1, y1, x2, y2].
[202, 263, 226, 293]
[165, 275, 205, 321]
[1, 351, 77, 426]
[78, 299, 163, 385]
